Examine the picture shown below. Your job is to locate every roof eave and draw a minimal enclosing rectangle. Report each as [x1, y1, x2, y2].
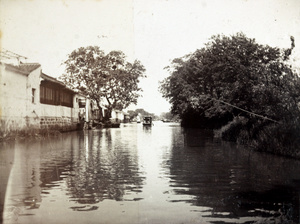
[5, 64, 29, 76]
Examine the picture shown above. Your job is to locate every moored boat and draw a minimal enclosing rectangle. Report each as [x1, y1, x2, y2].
[142, 116, 152, 126]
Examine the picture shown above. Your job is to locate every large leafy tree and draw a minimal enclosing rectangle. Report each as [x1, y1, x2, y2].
[60, 46, 146, 120]
[160, 33, 300, 128]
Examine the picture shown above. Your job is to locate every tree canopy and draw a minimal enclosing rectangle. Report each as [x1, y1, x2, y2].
[60, 46, 146, 119]
[160, 33, 300, 128]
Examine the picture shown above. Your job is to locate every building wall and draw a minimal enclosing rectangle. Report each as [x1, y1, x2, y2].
[39, 96, 80, 131]
[111, 110, 124, 122]
[0, 64, 80, 134]
[25, 67, 42, 128]
[0, 64, 40, 131]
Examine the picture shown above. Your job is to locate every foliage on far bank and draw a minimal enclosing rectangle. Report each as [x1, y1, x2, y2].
[159, 111, 179, 121]
[127, 108, 157, 121]
[60, 46, 146, 120]
[159, 33, 300, 157]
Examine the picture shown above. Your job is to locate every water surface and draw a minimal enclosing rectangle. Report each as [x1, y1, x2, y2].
[1, 122, 300, 223]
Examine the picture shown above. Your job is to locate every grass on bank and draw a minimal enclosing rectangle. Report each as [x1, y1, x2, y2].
[0, 128, 61, 142]
[215, 116, 300, 159]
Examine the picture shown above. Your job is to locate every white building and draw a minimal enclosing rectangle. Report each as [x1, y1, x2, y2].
[0, 62, 80, 134]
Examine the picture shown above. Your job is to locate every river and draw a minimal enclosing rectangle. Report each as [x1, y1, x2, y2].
[1, 122, 300, 224]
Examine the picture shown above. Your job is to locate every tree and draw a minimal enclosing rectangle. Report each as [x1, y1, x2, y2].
[160, 33, 300, 128]
[60, 46, 146, 121]
[127, 110, 138, 121]
[160, 112, 177, 121]
[127, 109, 157, 121]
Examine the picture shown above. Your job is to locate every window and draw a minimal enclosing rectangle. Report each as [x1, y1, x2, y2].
[40, 84, 73, 107]
[61, 92, 73, 107]
[32, 88, 36, 103]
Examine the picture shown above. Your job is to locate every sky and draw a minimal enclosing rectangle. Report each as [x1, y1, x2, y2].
[1, 0, 300, 115]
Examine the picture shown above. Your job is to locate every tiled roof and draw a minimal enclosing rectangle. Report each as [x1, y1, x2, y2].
[19, 63, 41, 73]
[41, 73, 77, 93]
[41, 73, 65, 86]
[4, 62, 41, 75]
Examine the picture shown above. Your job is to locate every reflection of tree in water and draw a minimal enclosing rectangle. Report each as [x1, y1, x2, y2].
[66, 130, 145, 205]
[165, 128, 300, 223]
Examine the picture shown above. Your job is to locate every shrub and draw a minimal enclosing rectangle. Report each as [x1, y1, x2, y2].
[218, 116, 248, 142]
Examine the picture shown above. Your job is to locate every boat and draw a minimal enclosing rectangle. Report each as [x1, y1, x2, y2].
[142, 116, 153, 126]
[110, 122, 120, 128]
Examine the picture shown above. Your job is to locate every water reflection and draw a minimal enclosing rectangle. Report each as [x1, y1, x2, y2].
[3, 128, 145, 223]
[142, 125, 152, 133]
[3, 140, 44, 222]
[0, 141, 15, 223]
[166, 128, 300, 223]
[66, 130, 144, 206]
[1, 123, 300, 224]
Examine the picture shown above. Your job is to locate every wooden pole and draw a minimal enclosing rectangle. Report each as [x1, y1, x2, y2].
[211, 97, 280, 124]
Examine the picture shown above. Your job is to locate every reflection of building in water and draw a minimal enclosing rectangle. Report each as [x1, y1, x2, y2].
[4, 142, 42, 221]
[0, 142, 14, 223]
[3, 133, 79, 223]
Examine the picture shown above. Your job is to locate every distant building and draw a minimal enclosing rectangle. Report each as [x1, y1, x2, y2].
[111, 110, 124, 123]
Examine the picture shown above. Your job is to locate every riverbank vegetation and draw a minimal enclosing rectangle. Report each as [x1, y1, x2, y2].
[160, 33, 300, 158]
[0, 127, 61, 142]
